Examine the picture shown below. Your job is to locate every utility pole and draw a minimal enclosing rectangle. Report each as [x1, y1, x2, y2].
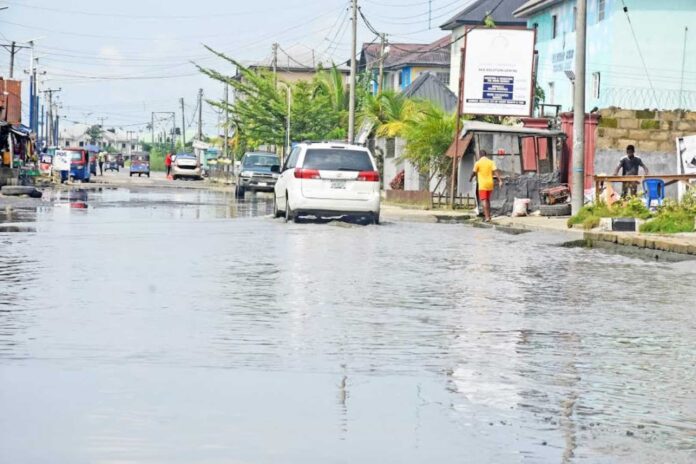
[679, 26, 688, 110]
[197, 88, 203, 140]
[1, 41, 29, 78]
[180, 97, 186, 147]
[42, 88, 61, 145]
[9, 42, 16, 78]
[347, 0, 358, 144]
[171, 113, 176, 151]
[377, 33, 386, 94]
[223, 83, 229, 159]
[151, 112, 155, 149]
[272, 42, 279, 85]
[571, 0, 587, 215]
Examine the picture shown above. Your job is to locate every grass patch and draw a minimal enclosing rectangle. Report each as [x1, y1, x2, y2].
[640, 191, 696, 233]
[568, 197, 651, 229]
[640, 211, 695, 233]
[571, 191, 696, 233]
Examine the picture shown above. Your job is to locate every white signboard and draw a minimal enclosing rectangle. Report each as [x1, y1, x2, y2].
[462, 28, 536, 117]
[53, 150, 71, 171]
[676, 135, 696, 199]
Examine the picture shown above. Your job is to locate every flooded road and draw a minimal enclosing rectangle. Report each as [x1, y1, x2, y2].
[1, 188, 695, 463]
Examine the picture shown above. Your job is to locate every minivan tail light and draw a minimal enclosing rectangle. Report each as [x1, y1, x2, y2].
[294, 168, 321, 179]
[357, 170, 380, 182]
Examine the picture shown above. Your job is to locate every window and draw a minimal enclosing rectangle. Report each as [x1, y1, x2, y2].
[121, 143, 126, 149]
[548, 82, 555, 104]
[436, 72, 450, 85]
[284, 146, 301, 170]
[79, 141, 84, 147]
[592, 72, 601, 99]
[131, 144, 135, 150]
[65, 140, 69, 147]
[552, 15, 558, 38]
[598, 0, 606, 22]
[572, 7, 577, 32]
[302, 149, 374, 171]
[386, 138, 395, 159]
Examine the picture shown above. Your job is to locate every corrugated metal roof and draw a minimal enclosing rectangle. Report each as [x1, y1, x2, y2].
[402, 73, 458, 113]
[440, 0, 528, 30]
[460, 120, 565, 137]
[359, 36, 450, 71]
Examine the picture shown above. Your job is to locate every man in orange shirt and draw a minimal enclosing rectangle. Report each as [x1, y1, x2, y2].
[469, 150, 503, 222]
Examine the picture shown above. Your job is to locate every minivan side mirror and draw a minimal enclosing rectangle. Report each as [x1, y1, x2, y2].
[270, 164, 281, 173]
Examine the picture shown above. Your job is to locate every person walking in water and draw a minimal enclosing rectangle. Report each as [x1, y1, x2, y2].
[165, 152, 173, 178]
[98, 151, 106, 176]
[469, 150, 503, 222]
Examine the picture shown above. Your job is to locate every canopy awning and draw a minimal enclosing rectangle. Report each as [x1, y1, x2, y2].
[10, 124, 32, 137]
[446, 120, 566, 158]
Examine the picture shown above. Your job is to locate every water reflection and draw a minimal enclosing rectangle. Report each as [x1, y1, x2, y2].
[0, 188, 694, 463]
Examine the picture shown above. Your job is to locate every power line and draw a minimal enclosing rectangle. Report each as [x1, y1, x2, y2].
[620, 0, 659, 108]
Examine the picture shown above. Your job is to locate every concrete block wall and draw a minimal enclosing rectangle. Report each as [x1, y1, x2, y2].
[597, 108, 696, 154]
[595, 108, 693, 198]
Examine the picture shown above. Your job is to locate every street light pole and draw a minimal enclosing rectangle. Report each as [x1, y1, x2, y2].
[347, 0, 358, 144]
[180, 97, 186, 148]
[223, 83, 229, 159]
[571, 0, 587, 214]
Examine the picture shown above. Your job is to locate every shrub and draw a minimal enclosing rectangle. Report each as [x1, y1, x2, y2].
[567, 196, 651, 229]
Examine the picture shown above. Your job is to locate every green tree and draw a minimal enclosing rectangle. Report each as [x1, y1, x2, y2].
[86, 125, 103, 144]
[402, 101, 457, 179]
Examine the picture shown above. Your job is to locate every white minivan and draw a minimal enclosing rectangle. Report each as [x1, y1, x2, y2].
[272, 142, 381, 224]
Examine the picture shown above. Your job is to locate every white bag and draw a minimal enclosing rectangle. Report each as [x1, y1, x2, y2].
[512, 198, 530, 217]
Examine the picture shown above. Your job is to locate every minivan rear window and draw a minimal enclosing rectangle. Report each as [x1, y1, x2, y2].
[302, 149, 374, 171]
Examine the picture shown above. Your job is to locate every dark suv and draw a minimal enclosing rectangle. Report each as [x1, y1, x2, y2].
[235, 152, 281, 198]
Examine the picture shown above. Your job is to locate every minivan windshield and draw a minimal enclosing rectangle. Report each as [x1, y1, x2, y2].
[302, 149, 374, 171]
[243, 154, 280, 169]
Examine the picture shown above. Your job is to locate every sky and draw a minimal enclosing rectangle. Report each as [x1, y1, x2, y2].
[0, 0, 473, 139]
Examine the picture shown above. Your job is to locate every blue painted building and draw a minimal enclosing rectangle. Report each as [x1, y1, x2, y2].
[514, 0, 696, 111]
[359, 37, 451, 94]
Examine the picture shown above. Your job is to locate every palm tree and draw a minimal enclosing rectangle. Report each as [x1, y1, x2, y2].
[401, 101, 457, 180]
[360, 90, 418, 138]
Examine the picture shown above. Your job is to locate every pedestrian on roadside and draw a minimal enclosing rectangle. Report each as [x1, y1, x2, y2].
[165, 152, 172, 178]
[98, 151, 106, 176]
[613, 144, 649, 197]
[469, 150, 503, 222]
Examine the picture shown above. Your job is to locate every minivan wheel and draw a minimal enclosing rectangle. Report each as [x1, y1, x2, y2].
[284, 197, 294, 223]
[372, 212, 380, 225]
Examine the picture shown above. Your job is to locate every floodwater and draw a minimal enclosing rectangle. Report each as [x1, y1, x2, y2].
[1, 188, 695, 464]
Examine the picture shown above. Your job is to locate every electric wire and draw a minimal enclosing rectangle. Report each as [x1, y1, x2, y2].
[619, 0, 659, 108]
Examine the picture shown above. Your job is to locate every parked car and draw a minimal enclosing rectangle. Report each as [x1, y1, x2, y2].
[130, 152, 150, 177]
[172, 153, 202, 180]
[105, 153, 120, 172]
[272, 142, 381, 224]
[235, 151, 281, 198]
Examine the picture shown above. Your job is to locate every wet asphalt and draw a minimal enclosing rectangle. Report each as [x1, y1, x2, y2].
[1, 187, 695, 463]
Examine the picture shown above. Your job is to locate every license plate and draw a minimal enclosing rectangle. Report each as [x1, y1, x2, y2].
[258, 182, 267, 187]
[330, 180, 346, 189]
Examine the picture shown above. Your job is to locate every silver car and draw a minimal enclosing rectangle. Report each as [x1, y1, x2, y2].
[172, 153, 202, 180]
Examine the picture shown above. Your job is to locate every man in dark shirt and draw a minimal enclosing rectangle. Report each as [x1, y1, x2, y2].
[613, 144, 649, 197]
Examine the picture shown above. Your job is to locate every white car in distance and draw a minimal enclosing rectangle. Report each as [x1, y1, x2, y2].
[272, 142, 381, 224]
